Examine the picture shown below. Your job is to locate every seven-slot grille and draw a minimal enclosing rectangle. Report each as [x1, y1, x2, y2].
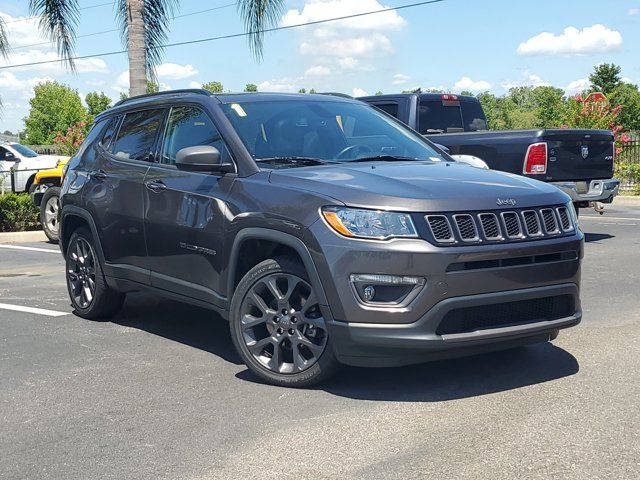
[425, 206, 574, 246]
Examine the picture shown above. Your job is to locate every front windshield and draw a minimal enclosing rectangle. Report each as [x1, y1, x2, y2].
[220, 99, 447, 164]
[10, 144, 38, 158]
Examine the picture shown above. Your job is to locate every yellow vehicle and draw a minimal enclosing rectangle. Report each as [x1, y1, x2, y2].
[30, 157, 69, 243]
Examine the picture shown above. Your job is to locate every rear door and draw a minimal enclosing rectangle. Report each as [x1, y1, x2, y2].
[143, 104, 234, 308]
[542, 130, 615, 182]
[82, 108, 166, 284]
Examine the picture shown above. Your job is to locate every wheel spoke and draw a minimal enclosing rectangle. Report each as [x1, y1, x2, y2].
[83, 285, 93, 304]
[241, 313, 266, 329]
[247, 336, 275, 354]
[292, 345, 308, 371]
[295, 332, 324, 355]
[248, 290, 273, 316]
[265, 277, 285, 301]
[268, 342, 282, 372]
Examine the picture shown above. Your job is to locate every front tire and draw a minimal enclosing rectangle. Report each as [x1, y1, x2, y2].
[229, 257, 340, 387]
[40, 186, 61, 243]
[66, 228, 125, 320]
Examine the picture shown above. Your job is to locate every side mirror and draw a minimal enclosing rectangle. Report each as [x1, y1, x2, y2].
[4, 152, 18, 161]
[175, 146, 234, 173]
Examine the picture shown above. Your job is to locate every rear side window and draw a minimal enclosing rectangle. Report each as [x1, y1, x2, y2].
[460, 101, 487, 131]
[112, 109, 165, 161]
[418, 100, 463, 134]
[373, 103, 399, 119]
[99, 116, 120, 149]
[161, 106, 232, 165]
[75, 118, 108, 157]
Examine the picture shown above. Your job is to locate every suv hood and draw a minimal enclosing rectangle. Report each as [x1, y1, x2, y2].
[268, 161, 569, 212]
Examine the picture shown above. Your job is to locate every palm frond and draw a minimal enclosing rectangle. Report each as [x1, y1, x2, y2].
[29, 0, 80, 70]
[115, 0, 179, 82]
[0, 15, 10, 59]
[237, 0, 286, 60]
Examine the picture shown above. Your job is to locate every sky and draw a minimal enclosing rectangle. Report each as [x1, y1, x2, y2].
[1, 0, 639, 133]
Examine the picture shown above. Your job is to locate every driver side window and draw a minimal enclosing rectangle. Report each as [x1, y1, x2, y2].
[161, 106, 231, 166]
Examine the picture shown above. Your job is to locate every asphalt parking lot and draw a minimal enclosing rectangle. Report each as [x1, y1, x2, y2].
[1, 204, 639, 480]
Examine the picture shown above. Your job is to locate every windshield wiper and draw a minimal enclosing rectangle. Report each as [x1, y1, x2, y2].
[256, 156, 337, 167]
[344, 155, 421, 163]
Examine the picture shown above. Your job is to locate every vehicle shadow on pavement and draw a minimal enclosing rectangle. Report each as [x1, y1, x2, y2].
[318, 343, 579, 402]
[109, 292, 243, 365]
[584, 232, 615, 243]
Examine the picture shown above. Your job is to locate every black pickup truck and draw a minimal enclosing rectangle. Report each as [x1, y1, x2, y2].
[359, 93, 620, 210]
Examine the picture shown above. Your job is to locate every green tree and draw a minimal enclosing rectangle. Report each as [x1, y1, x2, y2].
[609, 82, 640, 131]
[530, 86, 566, 127]
[85, 91, 112, 117]
[2, 1, 285, 98]
[24, 81, 88, 145]
[202, 81, 224, 93]
[589, 63, 622, 95]
[375, 91, 383, 96]
[459, 90, 474, 97]
[244, 83, 258, 92]
[298, 88, 307, 94]
[309, 88, 317, 94]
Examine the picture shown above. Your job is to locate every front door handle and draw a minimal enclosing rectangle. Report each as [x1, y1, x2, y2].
[145, 179, 166, 193]
[90, 169, 108, 180]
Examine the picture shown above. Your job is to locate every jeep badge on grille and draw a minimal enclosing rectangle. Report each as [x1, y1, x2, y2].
[496, 198, 517, 206]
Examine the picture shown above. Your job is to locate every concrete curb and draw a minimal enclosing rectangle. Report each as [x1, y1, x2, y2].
[0, 230, 49, 244]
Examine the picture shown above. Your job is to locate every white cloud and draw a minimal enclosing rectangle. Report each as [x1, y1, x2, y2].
[85, 79, 106, 87]
[0, 72, 23, 90]
[305, 65, 332, 76]
[155, 63, 198, 80]
[517, 24, 622, 56]
[352, 87, 368, 97]
[113, 71, 129, 93]
[257, 80, 298, 93]
[501, 71, 551, 90]
[0, 49, 108, 73]
[453, 76, 491, 92]
[392, 73, 410, 85]
[629, 8, 639, 15]
[189, 81, 203, 89]
[282, 1, 407, 80]
[565, 78, 589, 93]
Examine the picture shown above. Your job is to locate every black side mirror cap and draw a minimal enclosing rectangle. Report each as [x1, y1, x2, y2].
[175, 146, 234, 173]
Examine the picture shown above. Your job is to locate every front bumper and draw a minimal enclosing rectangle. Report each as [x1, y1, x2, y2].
[307, 220, 583, 367]
[552, 179, 620, 204]
[30, 183, 49, 206]
[325, 283, 581, 367]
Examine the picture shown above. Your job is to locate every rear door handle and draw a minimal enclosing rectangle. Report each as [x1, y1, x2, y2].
[90, 169, 108, 180]
[145, 179, 166, 193]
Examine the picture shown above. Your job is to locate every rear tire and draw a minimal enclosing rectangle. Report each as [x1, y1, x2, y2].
[40, 186, 61, 243]
[229, 257, 340, 387]
[66, 227, 125, 320]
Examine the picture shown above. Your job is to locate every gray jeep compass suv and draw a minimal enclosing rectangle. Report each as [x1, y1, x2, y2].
[60, 90, 583, 387]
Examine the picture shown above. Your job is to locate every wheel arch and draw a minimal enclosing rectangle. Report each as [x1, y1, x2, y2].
[226, 228, 329, 308]
[59, 206, 105, 264]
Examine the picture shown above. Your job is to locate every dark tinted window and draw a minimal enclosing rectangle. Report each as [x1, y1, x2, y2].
[112, 109, 164, 161]
[418, 100, 463, 134]
[9, 144, 38, 157]
[460, 101, 488, 131]
[161, 106, 231, 165]
[373, 103, 399, 118]
[100, 116, 120, 149]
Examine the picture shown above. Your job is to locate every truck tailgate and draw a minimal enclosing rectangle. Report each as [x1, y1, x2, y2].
[542, 129, 614, 182]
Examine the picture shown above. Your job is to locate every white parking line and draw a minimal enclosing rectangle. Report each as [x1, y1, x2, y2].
[581, 216, 640, 222]
[0, 302, 69, 317]
[0, 245, 59, 254]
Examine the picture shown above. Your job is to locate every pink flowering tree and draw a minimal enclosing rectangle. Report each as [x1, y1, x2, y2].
[52, 121, 86, 157]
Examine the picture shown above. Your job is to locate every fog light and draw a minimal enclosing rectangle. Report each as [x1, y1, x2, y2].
[350, 274, 425, 306]
[363, 285, 376, 301]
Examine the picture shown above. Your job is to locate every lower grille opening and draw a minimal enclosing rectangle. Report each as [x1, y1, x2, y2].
[446, 250, 578, 272]
[436, 295, 574, 336]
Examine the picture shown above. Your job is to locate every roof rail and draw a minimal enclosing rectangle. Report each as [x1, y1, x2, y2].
[318, 92, 353, 99]
[112, 88, 212, 108]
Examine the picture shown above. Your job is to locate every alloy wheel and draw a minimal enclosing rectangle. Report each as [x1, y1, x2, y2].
[67, 237, 97, 309]
[239, 273, 328, 374]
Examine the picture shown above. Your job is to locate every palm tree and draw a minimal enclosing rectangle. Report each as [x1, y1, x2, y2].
[6, 1, 285, 97]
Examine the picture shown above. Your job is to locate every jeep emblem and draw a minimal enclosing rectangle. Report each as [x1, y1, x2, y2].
[581, 145, 589, 159]
[496, 198, 517, 206]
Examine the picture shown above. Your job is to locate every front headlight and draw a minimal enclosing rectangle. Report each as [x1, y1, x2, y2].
[321, 206, 418, 240]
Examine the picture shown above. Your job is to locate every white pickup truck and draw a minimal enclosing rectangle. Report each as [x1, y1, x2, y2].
[0, 142, 65, 193]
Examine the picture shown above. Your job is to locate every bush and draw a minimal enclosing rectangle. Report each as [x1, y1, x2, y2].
[0, 193, 41, 232]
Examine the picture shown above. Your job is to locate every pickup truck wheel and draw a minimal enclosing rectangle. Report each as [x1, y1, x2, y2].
[40, 186, 61, 243]
[230, 257, 340, 387]
[66, 228, 125, 320]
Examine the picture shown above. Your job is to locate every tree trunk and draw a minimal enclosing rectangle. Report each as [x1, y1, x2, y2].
[126, 0, 147, 97]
